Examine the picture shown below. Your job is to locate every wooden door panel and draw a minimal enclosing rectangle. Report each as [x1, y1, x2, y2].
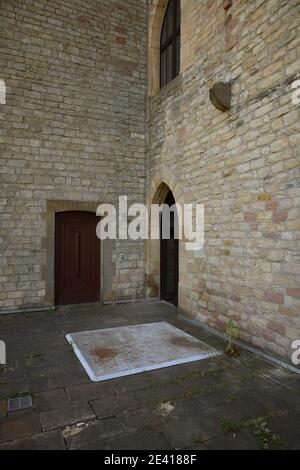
[55, 212, 100, 305]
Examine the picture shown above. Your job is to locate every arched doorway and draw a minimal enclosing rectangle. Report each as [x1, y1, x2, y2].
[160, 190, 179, 306]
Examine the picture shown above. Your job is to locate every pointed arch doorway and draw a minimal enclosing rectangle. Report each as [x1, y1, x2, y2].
[160, 189, 179, 306]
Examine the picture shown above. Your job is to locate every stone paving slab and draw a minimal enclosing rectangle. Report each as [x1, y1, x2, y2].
[118, 406, 161, 434]
[33, 389, 70, 413]
[160, 414, 210, 450]
[0, 430, 65, 450]
[90, 393, 139, 419]
[40, 403, 95, 432]
[110, 372, 156, 395]
[64, 418, 124, 449]
[0, 409, 41, 444]
[265, 408, 300, 450]
[0, 301, 299, 450]
[65, 381, 115, 403]
[201, 430, 260, 450]
[82, 427, 173, 451]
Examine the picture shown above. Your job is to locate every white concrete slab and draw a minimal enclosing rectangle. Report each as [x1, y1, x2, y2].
[66, 322, 221, 382]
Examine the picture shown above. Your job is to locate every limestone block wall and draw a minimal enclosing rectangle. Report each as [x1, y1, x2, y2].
[147, 0, 300, 359]
[0, 0, 147, 310]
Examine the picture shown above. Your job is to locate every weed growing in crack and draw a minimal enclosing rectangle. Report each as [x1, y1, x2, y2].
[253, 420, 287, 449]
[221, 410, 288, 449]
[25, 352, 42, 359]
[225, 319, 239, 357]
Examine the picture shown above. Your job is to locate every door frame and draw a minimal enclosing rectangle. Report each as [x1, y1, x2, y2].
[54, 210, 101, 306]
[42, 200, 108, 308]
[160, 190, 179, 307]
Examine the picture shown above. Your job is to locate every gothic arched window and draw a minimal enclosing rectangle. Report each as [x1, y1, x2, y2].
[160, 0, 181, 88]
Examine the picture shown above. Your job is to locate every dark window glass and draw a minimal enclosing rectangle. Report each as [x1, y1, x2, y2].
[160, 49, 166, 87]
[175, 34, 180, 76]
[166, 1, 173, 37]
[166, 44, 173, 83]
[160, 0, 181, 88]
[175, 0, 181, 29]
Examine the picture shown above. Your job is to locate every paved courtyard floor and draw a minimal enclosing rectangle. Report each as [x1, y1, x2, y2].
[0, 301, 299, 450]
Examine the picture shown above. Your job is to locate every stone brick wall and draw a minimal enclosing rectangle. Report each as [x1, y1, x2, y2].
[147, 0, 300, 359]
[1, 0, 299, 361]
[0, 0, 147, 310]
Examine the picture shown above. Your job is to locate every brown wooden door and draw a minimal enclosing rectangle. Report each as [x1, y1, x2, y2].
[55, 212, 100, 305]
[161, 191, 179, 307]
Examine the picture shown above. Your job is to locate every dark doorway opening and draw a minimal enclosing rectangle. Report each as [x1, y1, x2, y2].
[55, 211, 100, 305]
[160, 190, 179, 307]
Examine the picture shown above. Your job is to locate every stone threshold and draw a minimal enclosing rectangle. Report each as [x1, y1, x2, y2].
[0, 306, 55, 316]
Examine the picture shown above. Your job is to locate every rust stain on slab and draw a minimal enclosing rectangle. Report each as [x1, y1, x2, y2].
[169, 336, 197, 349]
[92, 347, 117, 360]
